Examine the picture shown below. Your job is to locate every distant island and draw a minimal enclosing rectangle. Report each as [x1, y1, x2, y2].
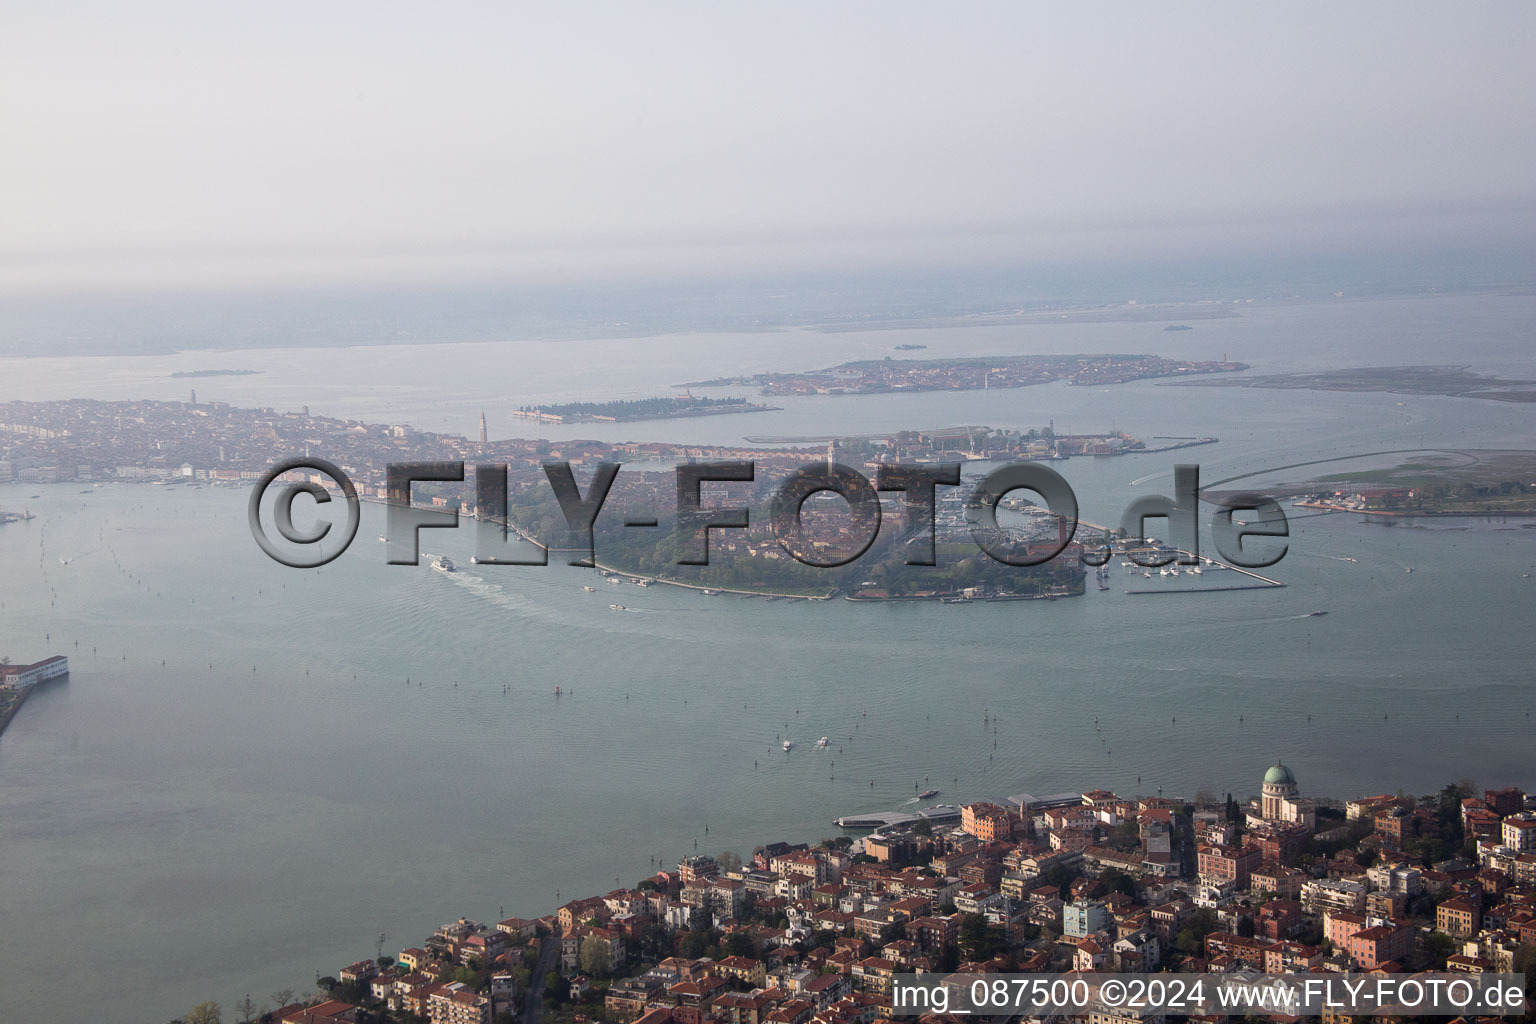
[1167, 365, 1536, 403]
[1246, 448, 1536, 517]
[510, 395, 780, 424]
[1163, 324, 1194, 331]
[894, 343, 927, 350]
[682, 353, 1248, 396]
[169, 369, 262, 379]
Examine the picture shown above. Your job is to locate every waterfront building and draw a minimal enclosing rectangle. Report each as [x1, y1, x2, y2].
[1501, 813, 1536, 852]
[1248, 761, 1316, 830]
[0, 655, 68, 690]
[960, 801, 1014, 842]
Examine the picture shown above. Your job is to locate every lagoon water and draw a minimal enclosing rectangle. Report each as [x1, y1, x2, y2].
[1, 292, 1535, 1022]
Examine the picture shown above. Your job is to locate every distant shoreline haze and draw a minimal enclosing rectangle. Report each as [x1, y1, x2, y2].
[2, 248, 1534, 358]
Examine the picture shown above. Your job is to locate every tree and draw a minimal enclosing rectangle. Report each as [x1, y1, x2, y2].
[269, 989, 294, 1010]
[580, 934, 612, 977]
[1175, 908, 1219, 958]
[1422, 931, 1454, 967]
[957, 913, 1006, 961]
[186, 1003, 223, 1024]
[937, 943, 961, 973]
[1513, 943, 1536, 996]
[681, 928, 713, 959]
[716, 850, 743, 874]
[724, 931, 756, 958]
[1100, 868, 1137, 899]
[235, 996, 258, 1024]
[376, 954, 394, 971]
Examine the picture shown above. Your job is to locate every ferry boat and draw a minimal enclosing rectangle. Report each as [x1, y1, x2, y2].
[635, 580, 650, 588]
[917, 788, 941, 799]
[432, 556, 456, 573]
[782, 740, 793, 751]
[607, 576, 623, 584]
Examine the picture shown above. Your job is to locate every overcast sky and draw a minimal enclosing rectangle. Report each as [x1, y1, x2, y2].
[3, 2, 1535, 292]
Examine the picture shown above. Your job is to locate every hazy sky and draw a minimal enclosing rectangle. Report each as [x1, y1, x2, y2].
[4, 2, 1535, 292]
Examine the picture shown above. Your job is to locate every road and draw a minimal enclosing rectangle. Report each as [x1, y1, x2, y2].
[521, 931, 560, 1024]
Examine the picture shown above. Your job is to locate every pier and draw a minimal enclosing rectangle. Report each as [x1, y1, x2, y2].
[834, 803, 963, 830]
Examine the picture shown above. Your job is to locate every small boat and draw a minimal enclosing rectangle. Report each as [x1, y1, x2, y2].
[583, 585, 598, 592]
[702, 589, 719, 596]
[607, 576, 623, 584]
[635, 580, 650, 588]
[782, 740, 793, 751]
[432, 556, 456, 573]
[610, 603, 626, 611]
[1307, 610, 1328, 617]
[918, 789, 941, 799]
[1404, 566, 1414, 573]
[816, 736, 830, 747]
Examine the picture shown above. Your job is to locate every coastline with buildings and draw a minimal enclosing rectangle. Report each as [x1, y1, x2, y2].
[681, 354, 1248, 396]
[204, 761, 1536, 1024]
[0, 656, 68, 739]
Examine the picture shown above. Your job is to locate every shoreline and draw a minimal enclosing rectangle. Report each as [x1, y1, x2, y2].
[0, 685, 31, 739]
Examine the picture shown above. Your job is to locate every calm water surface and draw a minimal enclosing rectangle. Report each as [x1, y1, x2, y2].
[1, 292, 1534, 1021]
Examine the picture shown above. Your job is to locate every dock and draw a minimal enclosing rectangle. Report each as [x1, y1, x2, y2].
[1125, 583, 1283, 595]
[834, 803, 963, 830]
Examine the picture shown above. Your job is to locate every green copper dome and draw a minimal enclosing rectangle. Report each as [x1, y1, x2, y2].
[1264, 762, 1296, 786]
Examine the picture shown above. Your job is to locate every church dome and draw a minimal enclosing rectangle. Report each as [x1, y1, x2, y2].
[1264, 762, 1296, 786]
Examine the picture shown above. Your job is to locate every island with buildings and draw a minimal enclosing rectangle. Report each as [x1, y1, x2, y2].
[510, 396, 780, 425]
[1167, 365, 1536, 404]
[166, 761, 1536, 1024]
[0, 399, 1227, 602]
[682, 354, 1248, 397]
